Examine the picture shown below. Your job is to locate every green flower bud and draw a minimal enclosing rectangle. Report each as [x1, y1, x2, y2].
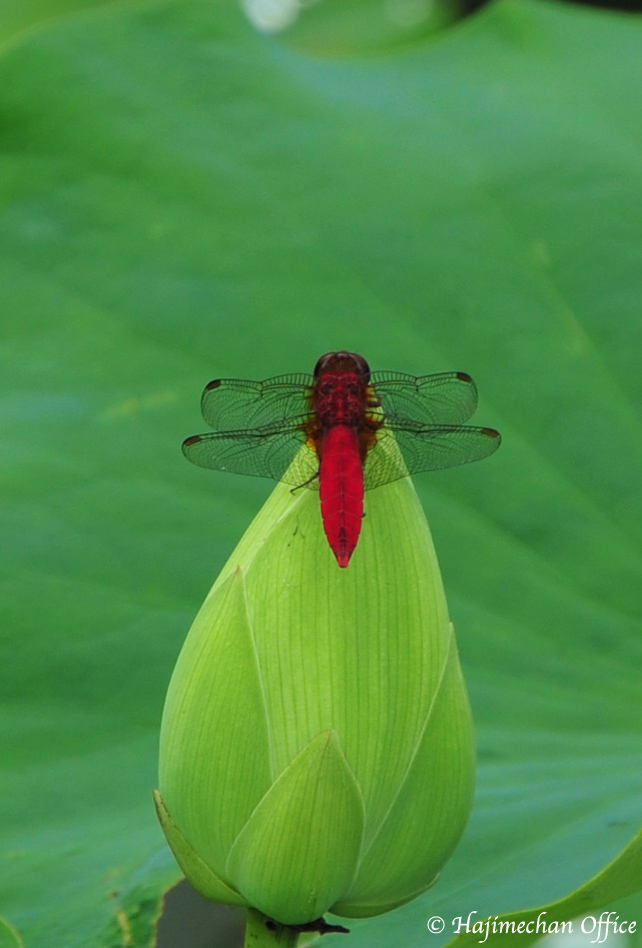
[157, 468, 475, 925]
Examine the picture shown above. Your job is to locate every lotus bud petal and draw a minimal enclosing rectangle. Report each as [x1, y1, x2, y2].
[158, 465, 475, 925]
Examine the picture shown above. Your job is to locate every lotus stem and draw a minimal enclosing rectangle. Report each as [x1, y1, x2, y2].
[243, 908, 299, 948]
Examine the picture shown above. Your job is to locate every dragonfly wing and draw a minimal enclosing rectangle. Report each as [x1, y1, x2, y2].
[370, 371, 479, 426]
[183, 427, 320, 489]
[200, 374, 314, 430]
[364, 424, 501, 490]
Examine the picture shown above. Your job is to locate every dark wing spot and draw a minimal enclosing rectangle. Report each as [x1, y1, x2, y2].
[205, 379, 222, 391]
[482, 427, 501, 439]
[456, 371, 473, 383]
[182, 435, 202, 447]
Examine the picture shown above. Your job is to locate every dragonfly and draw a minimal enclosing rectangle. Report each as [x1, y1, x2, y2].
[183, 351, 501, 568]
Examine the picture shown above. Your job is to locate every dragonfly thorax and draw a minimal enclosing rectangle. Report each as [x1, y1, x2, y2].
[314, 372, 369, 428]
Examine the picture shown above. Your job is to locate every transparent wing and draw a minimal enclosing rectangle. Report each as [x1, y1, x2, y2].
[200, 374, 314, 430]
[182, 428, 320, 489]
[370, 371, 478, 426]
[364, 424, 501, 490]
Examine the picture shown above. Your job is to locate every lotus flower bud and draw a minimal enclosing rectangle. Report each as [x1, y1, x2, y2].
[157, 468, 475, 925]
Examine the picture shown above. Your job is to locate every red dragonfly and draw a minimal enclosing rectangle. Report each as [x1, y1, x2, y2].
[183, 351, 500, 568]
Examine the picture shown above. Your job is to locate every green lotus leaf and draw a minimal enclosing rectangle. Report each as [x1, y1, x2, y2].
[279, 0, 464, 56]
[2, 0, 641, 944]
[444, 826, 642, 948]
[0, 918, 23, 948]
[0, 0, 126, 52]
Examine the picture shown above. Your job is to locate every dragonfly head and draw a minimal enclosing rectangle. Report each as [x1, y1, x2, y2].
[313, 351, 371, 381]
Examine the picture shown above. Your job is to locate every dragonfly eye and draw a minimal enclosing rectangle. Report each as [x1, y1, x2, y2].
[350, 353, 371, 381]
[313, 353, 333, 378]
[314, 351, 371, 380]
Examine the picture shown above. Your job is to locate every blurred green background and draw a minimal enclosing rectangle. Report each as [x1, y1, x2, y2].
[1, 0, 641, 946]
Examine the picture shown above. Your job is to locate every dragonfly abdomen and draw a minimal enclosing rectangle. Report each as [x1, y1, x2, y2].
[319, 425, 365, 568]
